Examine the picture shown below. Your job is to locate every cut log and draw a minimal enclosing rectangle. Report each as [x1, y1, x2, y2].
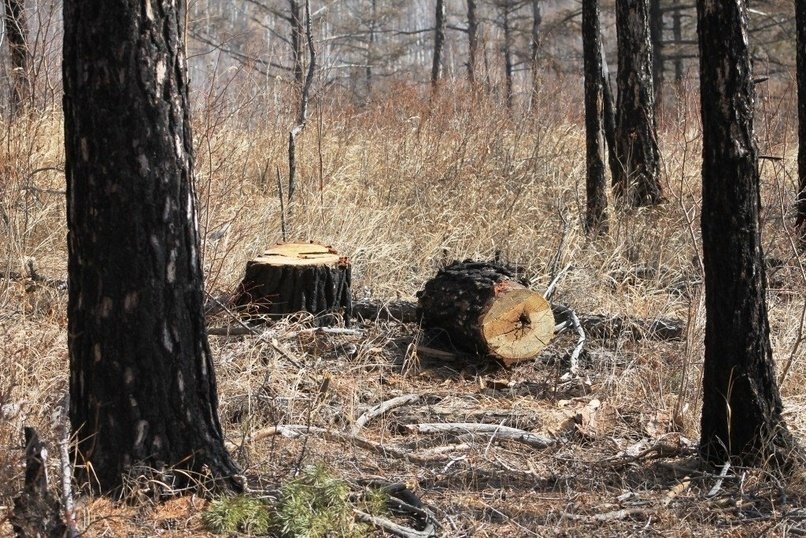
[416, 261, 554, 366]
[234, 242, 351, 324]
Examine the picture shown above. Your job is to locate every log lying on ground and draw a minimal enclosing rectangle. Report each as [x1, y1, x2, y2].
[234, 242, 351, 324]
[416, 261, 555, 367]
[353, 299, 683, 341]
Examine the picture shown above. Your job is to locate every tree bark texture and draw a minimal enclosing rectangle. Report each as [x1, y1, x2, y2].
[648, 0, 663, 104]
[529, 0, 542, 109]
[601, 40, 620, 185]
[467, 0, 478, 85]
[4, 0, 29, 116]
[583, 0, 608, 233]
[64, 0, 239, 492]
[797, 0, 806, 246]
[431, 0, 445, 90]
[672, 6, 683, 82]
[417, 261, 554, 367]
[235, 243, 352, 324]
[615, 0, 663, 206]
[697, 0, 795, 466]
[289, 0, 304, 86]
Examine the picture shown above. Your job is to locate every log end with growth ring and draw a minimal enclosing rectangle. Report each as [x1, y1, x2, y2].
[481, 281, 554, 366]
[253, 242, 343, 267]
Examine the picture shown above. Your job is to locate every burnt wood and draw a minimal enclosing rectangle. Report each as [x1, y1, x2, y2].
[235, 243, 351, 325]
[63, 0, 240, 492]
[416, 261, 554, 366]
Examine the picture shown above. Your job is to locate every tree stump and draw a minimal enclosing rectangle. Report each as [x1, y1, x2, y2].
[416, 261, 554, 366]
[235, 243, 351, 324]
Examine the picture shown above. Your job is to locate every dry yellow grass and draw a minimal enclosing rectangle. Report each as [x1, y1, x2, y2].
[1, 77, 805, 536]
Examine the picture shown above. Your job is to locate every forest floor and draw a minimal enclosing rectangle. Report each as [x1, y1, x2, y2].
[1, 82, 805, 536]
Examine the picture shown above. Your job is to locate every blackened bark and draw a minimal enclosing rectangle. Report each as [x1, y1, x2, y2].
[234, 243, 352, 324]
[601, 41, 620, 184]
[797, 0, 806, 246]
[290, 0, 304, 86]
[416, 261, 554, 366]
[583, 0, 608, 233]
[431, 0, 445, 90]
[529, 0, 542, 109]
[648, 0, 663, 104]
[63, 0, 240, 492]
[697, 0, 796, 466]
[467, 0, 478, 85]
[615, 0, 663, 206]
[4, 0, 28, 116]
[672, 6, 683, 82]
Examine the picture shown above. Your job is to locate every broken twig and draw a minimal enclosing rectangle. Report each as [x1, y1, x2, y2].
[353, 394, 421, 434]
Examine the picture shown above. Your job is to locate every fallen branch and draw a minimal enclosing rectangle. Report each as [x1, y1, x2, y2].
[562, 507, 649, 523]
[353, 394, 421, 434]
[225, 424, 445, 465]
[354, 509, 436, 538]
[404, 422, 553, 449]
[552, 304, 585, 374]
[207, 325, 362, 337]
[707, 462, 731, 498]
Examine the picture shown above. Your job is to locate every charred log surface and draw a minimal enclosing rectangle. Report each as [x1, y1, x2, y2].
[235, 243, 351, 325]
[416, 261, 554, 367]
[11, 428, 66, 537]
[352, 297, 683, 342]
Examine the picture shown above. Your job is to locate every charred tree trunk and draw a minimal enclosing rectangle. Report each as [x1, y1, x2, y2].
[431, 0, 445, 91]
[601, 40, 620, 186]
[235, 243, 352, 324]
[529, 0, 542, 109]
[614, 0, 663, 207]
[417, 261, 554, 367]
[648, 0, 663, 105]
[4, 0, 29, 116]
[672, 6, 683, 83]
[697, 0, 796, 466]
[467, 0, 478, 86]
[290, 0, 304, 87]
[583, 0, 608, 233]
[64, 0, 240, 492]
[797, 0, 806, 247]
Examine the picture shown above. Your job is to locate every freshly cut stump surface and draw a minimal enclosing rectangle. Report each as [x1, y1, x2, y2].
[417, 261, 554, 366]
[235, 242, 351, 324]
